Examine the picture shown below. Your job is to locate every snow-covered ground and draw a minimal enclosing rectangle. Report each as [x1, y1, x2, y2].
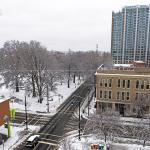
[0, 79, 83, 115]
[0, 125, 40, 150]
[59, 134, 150, 150]
[58, 98, 150, 150]
[1, 77, 150, 150]
[0, 78, 83, 149]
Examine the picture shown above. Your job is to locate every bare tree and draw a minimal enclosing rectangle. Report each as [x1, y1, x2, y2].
[132, 93, 150, 118]
[85, 109, 120, 143]
[1, 40, 25, 92]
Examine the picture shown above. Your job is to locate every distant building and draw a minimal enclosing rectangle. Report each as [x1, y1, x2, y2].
[95, 61, 150, 115]
[111, 5, 150, 65]
[0, 99, 10, 126]
[0, 99, 11, 137]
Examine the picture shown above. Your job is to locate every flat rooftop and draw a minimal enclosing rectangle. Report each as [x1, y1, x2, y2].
[96, 63, 150, 75]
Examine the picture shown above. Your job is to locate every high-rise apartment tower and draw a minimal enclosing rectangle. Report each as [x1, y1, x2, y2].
[111, 5, 150, 65]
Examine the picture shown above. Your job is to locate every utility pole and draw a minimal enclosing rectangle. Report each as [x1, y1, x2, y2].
[88, 89, 90, 116]
[78, 101, 81, 141]
[96, 44, 98, 52]
[68, 64, 70, 88]
[46, 84, 49, 113]
[2, 139, 4, 150]
[25, 95, 28, 130]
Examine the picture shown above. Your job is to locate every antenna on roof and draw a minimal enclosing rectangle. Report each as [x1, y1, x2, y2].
[96, 44, 98, 52]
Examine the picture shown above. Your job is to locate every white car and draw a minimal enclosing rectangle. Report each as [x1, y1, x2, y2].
[26, 135, 40, 148]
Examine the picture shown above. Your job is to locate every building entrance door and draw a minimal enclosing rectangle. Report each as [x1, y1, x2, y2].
[119, 104, 125, 116]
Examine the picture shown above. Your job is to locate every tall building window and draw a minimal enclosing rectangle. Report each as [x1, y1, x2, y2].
[122, 92, 125, 101]
[109, 91, 112, 99]
[105, 79, 107, 87]
[118, 79, 120, 87]
[126, 92, 130, 101]
[117, 92, 120, 100]
[127, 80, 130, 88]
[100, 91, 102, 98]
[122, 80, 125, 88]
[141, 81, 144, 89]
[146, 81, 149, 89]
[136, 93, 138, 99]
[136, 80, 139, 89]
[104, 91, 107, 99]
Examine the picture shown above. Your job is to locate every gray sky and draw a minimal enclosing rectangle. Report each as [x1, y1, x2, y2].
[0, 0, 150, 52]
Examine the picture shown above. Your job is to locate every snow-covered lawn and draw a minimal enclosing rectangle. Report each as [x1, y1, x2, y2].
[0, 79, 83, 115]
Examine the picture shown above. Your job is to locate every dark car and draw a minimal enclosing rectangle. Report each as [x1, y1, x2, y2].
[26, 135, 40, 148]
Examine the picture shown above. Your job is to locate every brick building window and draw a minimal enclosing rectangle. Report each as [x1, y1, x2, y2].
[122, 92, 125, 101]
[105, 79, 107, 87]
[100, 91, 102, 98]
[118, 79, 120, 87]
[141, 81, 144, 89]
[109, 91, 112, 99]
[146, 81, 149, 89]
[109, 79, 112, 87]
[104, 91, 107, 99]
[136, 80, 139, 89]
[122, 80, 125, 88]
[127, 80, 130, 88]
[117, 92, 120, 100]
[126, 92, 130, 100]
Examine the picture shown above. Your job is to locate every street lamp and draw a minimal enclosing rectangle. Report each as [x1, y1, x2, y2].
[72, 95, 85, 141]
[87, 88, 90, 116]
[24, 94, 28, 130]
[19, 86, 28, 130]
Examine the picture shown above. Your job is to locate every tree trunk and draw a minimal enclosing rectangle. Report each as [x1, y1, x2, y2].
[78, 73, 80, 80]
[39, 94, 43, 103]
[32, 74, 36, 97]
[68, 79, 70, 88]
[15, 75, 19, 92]
[104, 134, 107, 143]
[51, 77, 53, 91]
[143, 140, 146, 147]
[73, 74, 75, 83]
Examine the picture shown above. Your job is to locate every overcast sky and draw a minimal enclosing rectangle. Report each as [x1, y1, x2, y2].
[0, 0, 150, 52]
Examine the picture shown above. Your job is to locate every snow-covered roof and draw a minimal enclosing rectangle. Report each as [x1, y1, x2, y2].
[27, 135, 40, 142]
[0, 99, 8, 103]
[113, 64, 133, 67]
[134, 61, 145, 63]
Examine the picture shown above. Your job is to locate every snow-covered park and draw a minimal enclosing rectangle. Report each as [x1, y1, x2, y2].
[1, 79, 83, 115]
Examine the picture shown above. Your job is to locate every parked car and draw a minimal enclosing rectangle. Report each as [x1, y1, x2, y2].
[26, 135, 40, 148]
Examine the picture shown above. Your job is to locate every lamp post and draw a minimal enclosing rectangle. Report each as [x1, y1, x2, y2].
[25, 94, 28, 130]
[21, 86, 28, 130]
[73, 95, 85, 141]
[46, 84, 49, 113]
[87, 88, 90, 116]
